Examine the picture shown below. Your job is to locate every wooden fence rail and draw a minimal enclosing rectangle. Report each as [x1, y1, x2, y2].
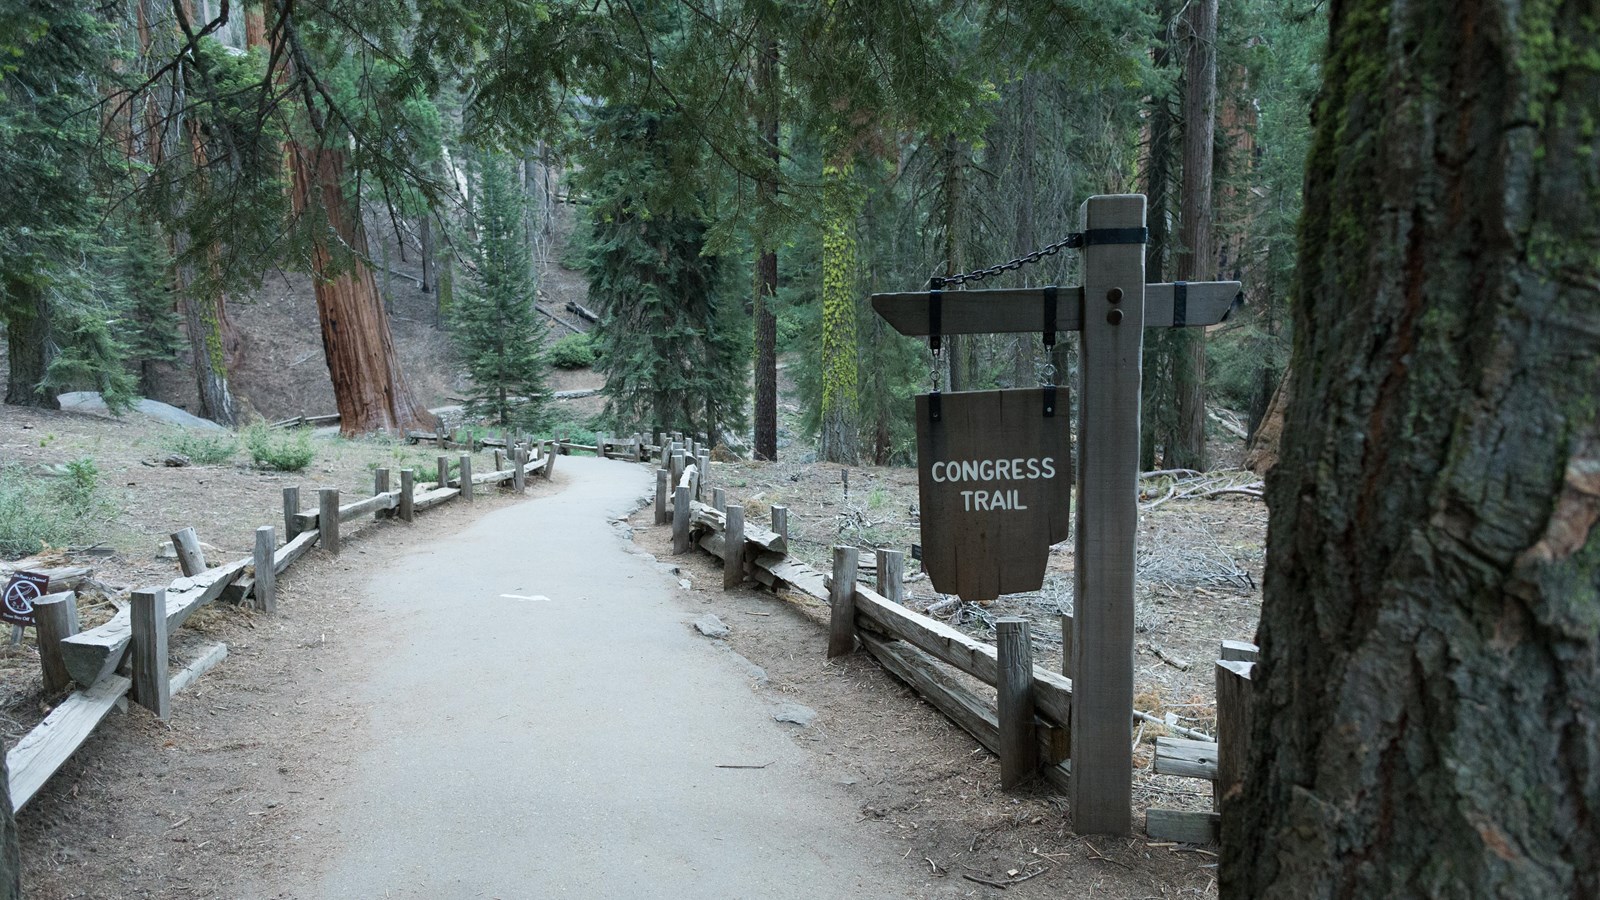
[7, 441, 554, 815]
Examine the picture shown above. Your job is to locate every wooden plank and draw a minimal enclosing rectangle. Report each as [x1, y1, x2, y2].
[273, 529, 318, 575]
[1070, 194, 1145, 835]
[130, 588, 169, 719]
[169, 641, 227, 696]
[1220, 639, 1259, 662]
[827, 547, 860, 658]
[869, 281, 1239, 336]
[996, 617, 1037, 789]
[412, 486, 459, 512]
[7, 675, 131, 812]
[169, 527, 208, 577]
[1145, 808, 1219, 844]
[1153, 737, 1219, 780]
[254, 526, 276, 614]
[687, 503, 787, 554]
[337, 491, 399, 522]
[472, 467, 516, 486]
[59, 558, 247, 688]
[1216, 659, 1254, 808]
[860, 634, 1068, 768]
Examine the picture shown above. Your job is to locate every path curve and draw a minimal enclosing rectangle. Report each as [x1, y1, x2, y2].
[268, 456, 922, 898]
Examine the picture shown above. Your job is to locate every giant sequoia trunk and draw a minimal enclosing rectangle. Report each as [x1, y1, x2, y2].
[289, 145, 437, 436]
[1223, 1, 1600, 896]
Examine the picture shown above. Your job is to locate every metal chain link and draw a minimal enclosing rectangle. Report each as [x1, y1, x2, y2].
[931, 232, 1083, 288]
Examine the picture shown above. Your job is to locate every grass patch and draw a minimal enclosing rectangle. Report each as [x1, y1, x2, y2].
[244, 425, 316, 472]
[0, 459, 117, 558]
[162, 428, 239, 465]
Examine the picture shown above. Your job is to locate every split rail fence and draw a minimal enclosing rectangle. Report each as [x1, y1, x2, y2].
[5, 441, 557, 815]
[623, 430, 1256, 841]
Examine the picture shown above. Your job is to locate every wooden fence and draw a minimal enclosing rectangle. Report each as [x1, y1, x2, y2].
[640, 439, 1256, 841]
[5, 441, 556, 815]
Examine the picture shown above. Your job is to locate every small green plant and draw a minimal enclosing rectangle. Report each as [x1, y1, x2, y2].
[867, 486, 889, 509]
[547, 332, 598, 369]
[163, 429, 239, 465]
[244, 426, 316, 472]
[0, 460, 116, 558]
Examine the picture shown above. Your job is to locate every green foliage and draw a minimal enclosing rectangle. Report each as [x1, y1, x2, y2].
[452, 151, 551, 429]
[0, 459, 114, 558]
[245, 426, 316, 472]
[163, 429, 240, 466]
[547, 332, 598, 369]
[573, 104, 748, 438]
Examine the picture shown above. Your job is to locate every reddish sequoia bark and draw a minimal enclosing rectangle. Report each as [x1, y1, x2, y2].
[1223, 0, 1600, 895]
[289, 145, 437, 435]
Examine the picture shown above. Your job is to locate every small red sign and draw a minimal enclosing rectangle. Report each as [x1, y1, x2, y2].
[1, 571, 49, 627]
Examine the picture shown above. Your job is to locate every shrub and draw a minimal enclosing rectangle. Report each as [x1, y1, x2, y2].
[163, 428, 239, 465]
[547, 332, 598, 369]
[0, 459, 114, 558]
[245, 426, 316, 472]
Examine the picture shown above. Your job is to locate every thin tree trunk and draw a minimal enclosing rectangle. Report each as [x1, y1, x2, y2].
[1011, 75, 1039, 390]
[939, 132, 968, 393]
[752, 31, 780, 461]
[2, 277, 59, 408]
[1141, 7, 1177, 470]
[1224, 0, 1600, 895]
[419, 213, 433, 296]
[1170, 0, 1217, 472]
[289, 144, 437, 436]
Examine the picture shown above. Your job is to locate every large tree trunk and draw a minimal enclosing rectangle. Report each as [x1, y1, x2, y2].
[1141, 2, 1178, 470]
[1169, 0, 1217, 472]
[289, 145, 437, 436]
[1223, 0, 1600, 896]
[751, 32, 780, 461]
[818, 159, 859, 464]
[2, 277, 59, 408]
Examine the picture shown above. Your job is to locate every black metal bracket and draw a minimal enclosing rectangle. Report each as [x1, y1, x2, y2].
[1172, 281, 1188, 328]
[929, 391, 942, 422]
[928, 282, 943, 354]
[1042, 285, 1058, 349]
[1043, 385, 1057, 418]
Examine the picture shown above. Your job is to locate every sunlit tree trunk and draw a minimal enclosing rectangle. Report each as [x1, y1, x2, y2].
[1223, 0, 1600, 894]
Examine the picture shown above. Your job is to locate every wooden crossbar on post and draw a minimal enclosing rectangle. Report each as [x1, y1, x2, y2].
[1070, 193, 1146, 835]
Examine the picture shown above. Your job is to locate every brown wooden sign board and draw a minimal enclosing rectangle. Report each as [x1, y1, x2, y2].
[916, 388, 1072, 601]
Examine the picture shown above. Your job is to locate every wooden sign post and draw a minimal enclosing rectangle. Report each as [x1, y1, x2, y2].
[872, 194, 1238, 835]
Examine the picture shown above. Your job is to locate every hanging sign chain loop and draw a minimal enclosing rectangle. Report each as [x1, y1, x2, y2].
[928, 227, 1149, 288]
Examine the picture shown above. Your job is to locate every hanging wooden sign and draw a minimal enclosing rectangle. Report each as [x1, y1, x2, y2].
[915, 388, 1072, 601]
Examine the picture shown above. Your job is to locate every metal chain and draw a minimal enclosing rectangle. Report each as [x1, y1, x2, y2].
[931, 232, 1083, 288]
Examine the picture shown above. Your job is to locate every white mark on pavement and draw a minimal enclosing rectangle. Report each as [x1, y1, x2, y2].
[499, 593, 553, 602]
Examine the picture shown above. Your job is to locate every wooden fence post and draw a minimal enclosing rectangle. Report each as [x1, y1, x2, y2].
[1216, 659, 1255, 811]
[1069, 193, 1146, 835]
[319, 488, 341, 555]
[437, 455, 450, 489]
[997, 617, 1038, 789]
[724, 505, 745, 589]
[827, 546, 859, 658]
[254, 526, 276, 614]
[512, 449, 527, 493]
[876, 549, 905, 604]
[460, 454, 474, 503]
[374, 468, 391, 521]
[655, 469, 670, 525]
[672, 482, 692, 554]
[686, 465, 700, 502]
[712, 487, 726, 512]
[543, 445, 556, 479]
[34, 591, 78, 693]
[771, 505, 789, 546]
[400, 469, 416, 519]
[670, 450, 685, 487]
[130, 587, 170, 719]
[494, 449, 505, 472]
[283, 486, 301, 538]
[695, 450, 710, 500]
[1061, 613, 1074, 679]
[169, 527, 207, 577]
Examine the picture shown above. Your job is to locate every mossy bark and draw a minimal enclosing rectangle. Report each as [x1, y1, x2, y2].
[1223, 0, 1600, 895]
[819, 160, 860, 464]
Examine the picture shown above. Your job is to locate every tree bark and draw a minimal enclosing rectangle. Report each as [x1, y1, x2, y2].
[1141, 2, 1178, 470]
[752, 31, 780, 461]
[819, 159, 859, 464]
[289, 144, 437, 436]
[1224, 0, 1600, 896]
[1170, 0, 1217, 472]
[2, 277, 59, 408]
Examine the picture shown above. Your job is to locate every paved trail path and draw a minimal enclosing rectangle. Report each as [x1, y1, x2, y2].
[271, 456, 925, 899]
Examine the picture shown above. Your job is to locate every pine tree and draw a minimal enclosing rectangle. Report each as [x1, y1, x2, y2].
[451, 151, 550, 429]
[576, 106, 747, 439]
